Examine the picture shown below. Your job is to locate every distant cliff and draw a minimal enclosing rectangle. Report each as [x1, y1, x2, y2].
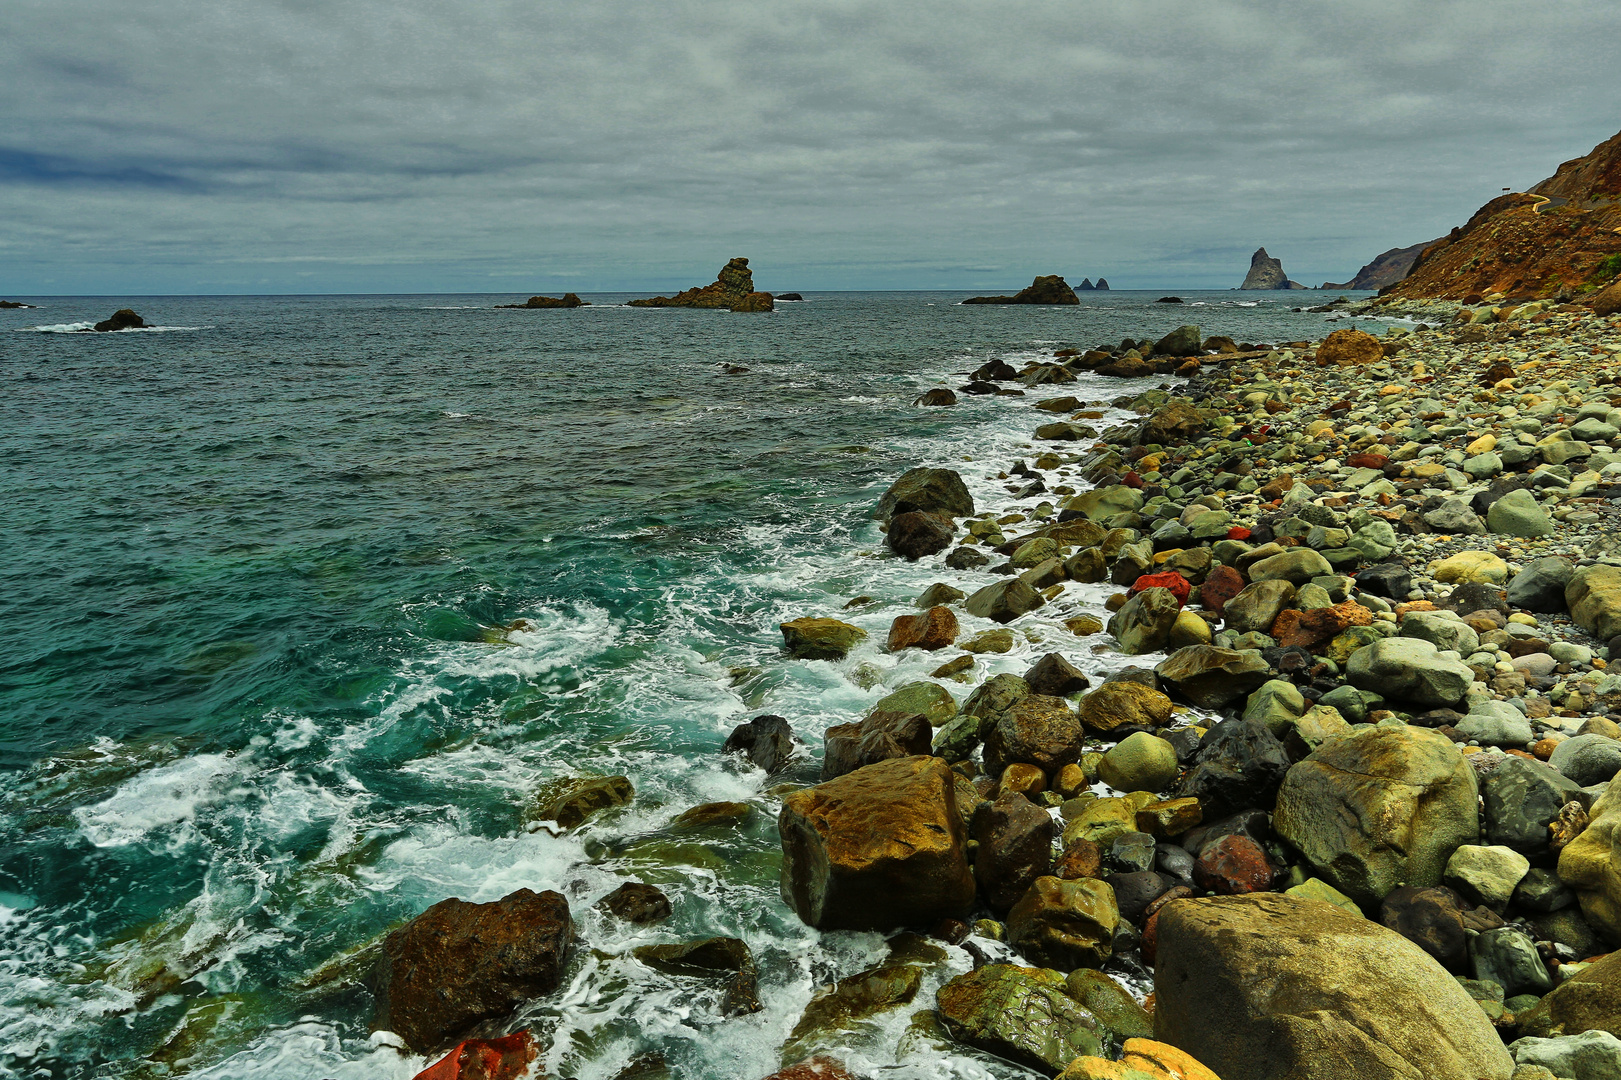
[1239, 248, 1306, 290]
[628, 258, 774, 312]
[1380, 128, 1621, 303]
[963, 275, 1081, 305]
[1321, 240, 1440, 291]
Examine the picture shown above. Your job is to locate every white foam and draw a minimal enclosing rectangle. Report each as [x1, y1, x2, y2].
[73, 753, 240, 847]
[13, 322, 210, 333]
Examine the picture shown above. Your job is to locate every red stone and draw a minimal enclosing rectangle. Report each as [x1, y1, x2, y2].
[1346, 452, 1390, 470]
[1270, 601, 1375, 653]
[413, 1032, 536, 1080]
[1192, 834, 1273, 895]
[1197, 565, 1246, 611]
[1225, 526, 1252, 541]
[886, 605, 959, 652]
[1130, 572, 1190, 607]
[1123, 470, 1145, 489]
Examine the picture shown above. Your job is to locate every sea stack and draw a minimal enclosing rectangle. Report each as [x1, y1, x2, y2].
[1239, 248, 1306, 290]
[628, 258, 774, 312]
[963, 275, 1081, 305]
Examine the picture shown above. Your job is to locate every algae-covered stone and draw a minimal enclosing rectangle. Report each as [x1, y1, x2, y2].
[967, 579, 1047, 624]
[1243, 680, 1306, 736]
[868, 681, 958, 727]
[1283, 877, 1360, 915]
[1064, 969, 1154, 1041]
[781, 618, 868, 660]
[1567, 564, 1621, 643]
[1099, 733, 1180, 794]
[936, 963, 1106, 1075]
[962, 673, 1030, 727]
[536, 775, 634, 828]
[1108, 588, 1182, 655]
[1444, 845, 1531, 912]
[1077, 680, 1175, 734]
[1006, 875, 1119, 971]
[1064, 798, 1138, 849]
[783, 960, 923, 1056]
[1274, 727, 1479, 907]
[962, 628, 1017, 654]
[1154, 645, 1271, 709]
[1223, 580, 1297, 635]
[1484, 756, 1583, 858]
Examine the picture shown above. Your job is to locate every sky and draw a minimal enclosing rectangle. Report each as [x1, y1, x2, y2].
[2, 0, 1618, 294]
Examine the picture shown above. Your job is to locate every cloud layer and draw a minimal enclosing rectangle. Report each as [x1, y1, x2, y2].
[3, 0, 1618, 292]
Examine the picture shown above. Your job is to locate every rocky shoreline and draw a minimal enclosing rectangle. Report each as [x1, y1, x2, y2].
[362, 304, 1621, 1080]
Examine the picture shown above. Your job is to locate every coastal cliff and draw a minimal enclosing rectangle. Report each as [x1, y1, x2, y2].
[963, 275, 1081, 305]
[1239, 248, 1306, 290]
[1321, 240, 1440, 291]
[628, 257, 774, 312]
[1380, 128, 1621, 303]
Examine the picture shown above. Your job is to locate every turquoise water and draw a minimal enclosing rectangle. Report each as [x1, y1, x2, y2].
[0, 292, 1370, 1079]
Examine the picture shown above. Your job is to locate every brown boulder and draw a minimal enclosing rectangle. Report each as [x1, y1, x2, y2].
[887, 510, 955, 560]
[1140, 402, 1206, 446]
[599, 881, 671, 923]
[779, 755, 974, 930]
[1077, 681, 1175, 734]
[822, 712, 932, 781]
[983, 694, 1085, 775]
[1192, 834, 1273, 895]
[1197, 565, 1247, 611]
[973, 790, 1056, 913]
[1023, 652, 1092, 697]
[372, 889, 573, 1053]
[887, 606, 958, 651]
[1316, 328, 1383, 366]
[1006, 875, 1120, 970]
[1270, 601, 1374, 653]
[1588, 277, 1621, 317]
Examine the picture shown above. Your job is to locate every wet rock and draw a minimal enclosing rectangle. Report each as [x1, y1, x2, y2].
[916, 388, 957, 407]
[1154, 645, 1271, 709]
[1063, 970, 1154, 1042]
[1558, 779, 1621, 943]
[1514, 949, 1621, 1039]
[1006, 876, 1120, 970]
[973, 791, 1056, 914]
[984, 695, 1085, 775]
[1176, 717, 1290, 819]
[780, 618, 868, 660]
[868, 682, 959, 727]
[411, 1032, 537, 1080]
[872, 467, 976, 524]
[1077, 681, 1174, 734]
[917, 582, 966, 608]
[1023, 653, 1092, 697]
[935, 964, 1106, 1074]
[1151, 893, 1515, 1080]
[1108, 587, 1183, 654]
[372, 889, 573, 1053]
[672, 801, 752, 830]
[779, 756, 974, 930]
[783, 960, 924, 1057]
[966, 578, 1046, 624]
[946, 546, 990, 570]
[822, 712, 932, 781]
[1274, 727, 1479, 907]
[962, 673, 1030, 727]
[93, 308, 147, 331]
[599, 882, 672, 923]
[536, 775, 634, 828]
[1223, 580, 1297, 635]
[887, 511, 956, 560]
[1483, 755, 1584, 857]
[887, 605, 959, 651]
[1192, 834, 1273, 895]
[633, 937, 761, 1016]
[724, 715, 796, 775]
[500, 292, 586, 308]
[1099, 732, 1180, 794]
[1152, 325, 1202, 358]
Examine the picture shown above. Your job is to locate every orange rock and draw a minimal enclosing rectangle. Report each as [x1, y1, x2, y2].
[1121, 1038, 1223, 1080]
[886, 605, 959, 651]
[1270, 601, 1375, 653]
[1533, 737, 1561, 761]
[1056, 838, 1103, 880]
[1394, 600, 1438, 618]
[1000, 762, 1048, 797]
[1317, 328, 1384, 366]
[412, 1032, 536, 1080]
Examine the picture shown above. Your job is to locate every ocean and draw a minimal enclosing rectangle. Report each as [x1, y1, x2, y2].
[0, 291, 1376, 1079]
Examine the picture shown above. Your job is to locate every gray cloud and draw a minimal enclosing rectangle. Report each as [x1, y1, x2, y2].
[2, 0, 1618, 292]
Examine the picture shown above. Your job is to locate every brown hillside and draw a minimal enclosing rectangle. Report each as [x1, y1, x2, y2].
[1382, 129, 1621, 303]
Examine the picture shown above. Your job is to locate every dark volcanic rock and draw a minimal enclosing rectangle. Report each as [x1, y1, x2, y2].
[92, 308, 147, 331]
[886, 511, 955, 560]
[1176, 717, 1290, 818]
[498, 293, 587, 308]
[627, 258, 773, 312]
[371, 888, 573, 1053]
[1239, 248, 1306, 291]
[972, 791, 1056, 914]
[724, 715, 795, 775]
[962, 275, 1081, 305]
[600, 881, 672, 923]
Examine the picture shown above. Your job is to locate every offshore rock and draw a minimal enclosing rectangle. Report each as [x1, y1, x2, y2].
[633, 936, 761, 1016]
[372, 889, 573, 1053]
[1152, 894, 1514, 1080]
[962, 275, 1081, 305]
[93, 308, 147, 331]
[1239, 248, 1306, 291]
[723, 715, 796, 775]
[1274, 727, 1479, 907]
[497, 293, 587, 308]
[627, 257, 774, 312]
[780, 618, 867, 661]
[886, 510, 956, 560]
[935, 964, 1106, 1075]
[778, 756, 974, 930]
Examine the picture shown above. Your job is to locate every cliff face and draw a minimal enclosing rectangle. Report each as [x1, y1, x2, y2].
[1239, 249, 1306, 290]
[1382, 129, 1621, 302]
[1321, 240, 1440, 291]
[628, 258, 774, 311]
[962, 275, 1081, 305]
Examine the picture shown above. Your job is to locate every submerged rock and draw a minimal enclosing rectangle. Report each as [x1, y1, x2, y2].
[371, 889, 573, 1053]
[633, 936, 761, 1016]
[535, 775, 633, 828]
[780, 618, 867, 660]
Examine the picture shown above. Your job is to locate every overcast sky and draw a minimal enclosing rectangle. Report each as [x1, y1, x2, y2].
[3, 0, 1618, 294]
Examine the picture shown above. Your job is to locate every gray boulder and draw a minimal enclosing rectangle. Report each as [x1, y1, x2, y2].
[1346, 637, 1474, 708]
[1484, 754, 1584, 857]
[1488, 489, 1554, 537]
[1549, 733, 1621, 787]
[1425, 499, 1488, 535]
[965, 579, 1045, 624]
[1456, 700, 1533, 749]
[1224, 579, 1297, 635]
[1247, 548, 1334, 586]
[1510, 1030, 1621, 1080]
[872, 467, 975, 524]
[1508, 558, 1576, 613]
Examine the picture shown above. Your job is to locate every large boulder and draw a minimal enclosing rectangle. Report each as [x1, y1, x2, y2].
[1152, 325, 1202, 358]
[1515, 949, 1621, 1039]
[1176, 717, 1291, 818]
[1316, 327, 1384, 366]
[723, 715, 795, 775]
[1345, 637, 1474, 708]
[1154, 645, 1271, 709]
[1568, 564, 1621, 642]
[984, 694, 1085, 775]
[779, 756, 974, 930]
[1559, 779, 1621, 944]
[936, 964, 1106, 1074]
[1223, 580, 1297, 635]
[1507, 557, 1577, 613]
[1108, 587, 1183, 654]
[872, 467, 975, 524]
[1077, 681, 1174, 734]
[966, 578, 1046, 624]
[371, 889, 573, 1053]
[781, 618, 867, 660]
[821, 712, 932, 781]
[1006, 876, 1120, 971]
[887, 511, 956, 560]
[1151, 894, 1514, 1080]
[973, 791, 1056, 913]
[1274, 727, 1479, 907]
[886, 606, 959, 651]
[1487, 489, 1553, 537]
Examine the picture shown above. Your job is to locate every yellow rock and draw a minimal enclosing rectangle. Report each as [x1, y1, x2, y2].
[1305, 420, 1335, 437]
[1167, 610, 1212, 649]
[1122, 1038, 1224, 1080]
[1056, 1058, 1159, 1080]
[1507, 612, 1539, 627]
[1411, 362, 1427, 377]
[1432, 550, 1509, 585]
[1379, 385, 1406, 396]
[1466, 433, 1497, 455]
[1410, 462, 1446, 479]
[1063, 798, 1137, 848]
